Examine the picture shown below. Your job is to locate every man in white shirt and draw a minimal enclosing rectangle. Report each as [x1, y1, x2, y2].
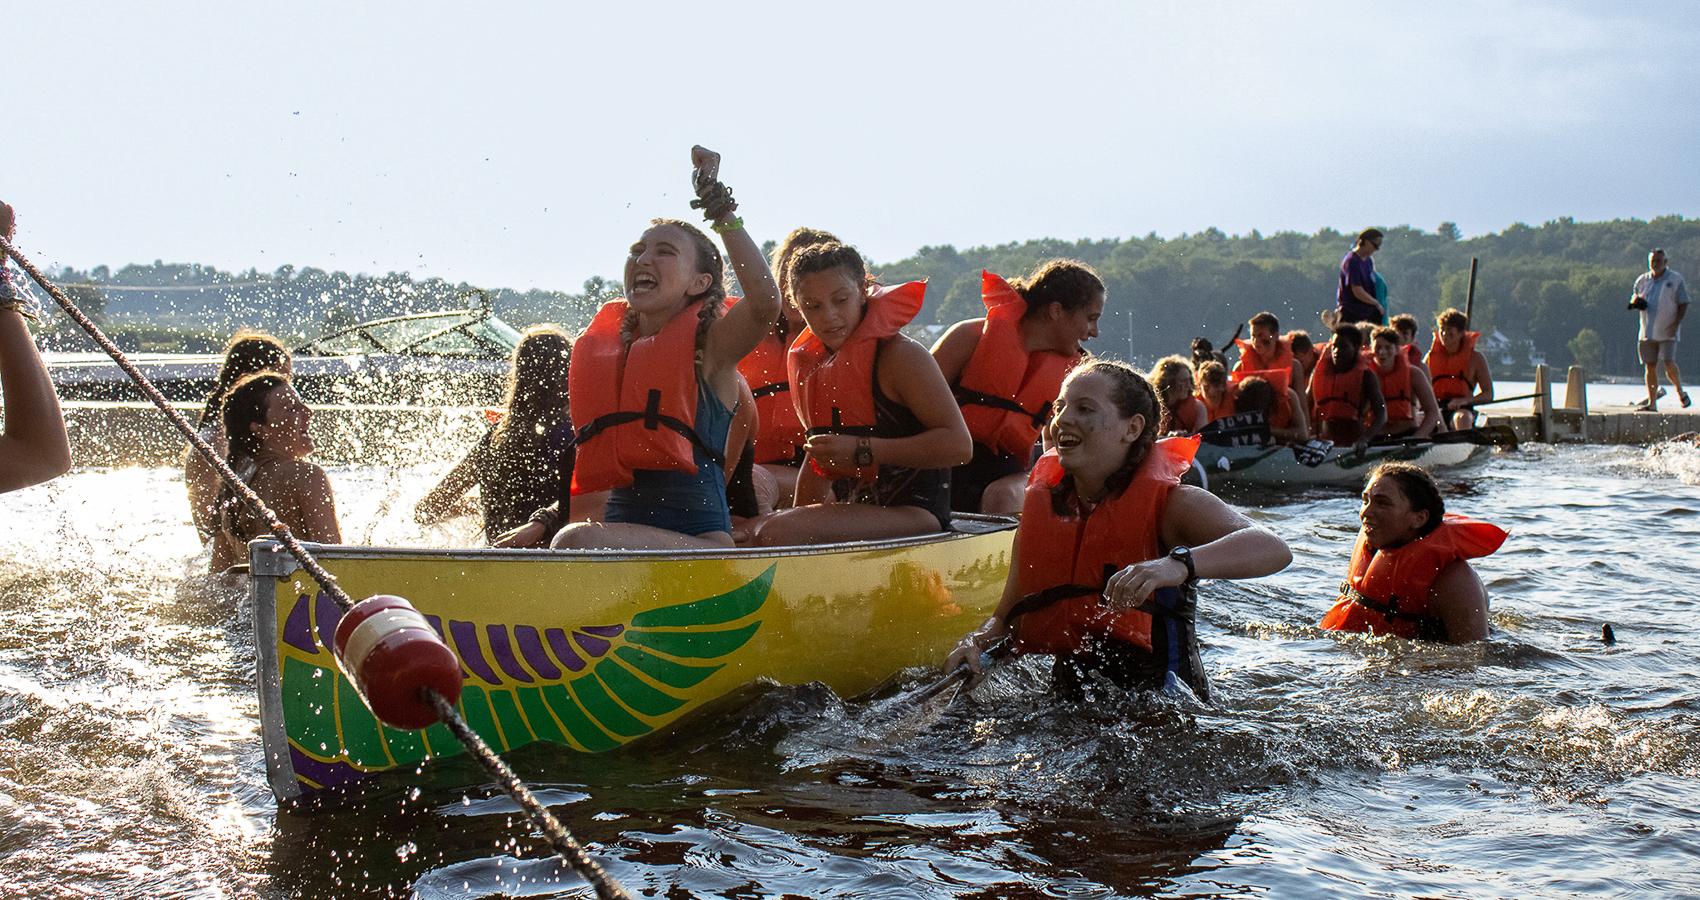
[1631, 248, 1690, 412]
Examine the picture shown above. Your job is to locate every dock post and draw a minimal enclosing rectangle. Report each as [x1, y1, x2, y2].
[1564, 366, 1589, 441]
[1533, 364, 1552, 442]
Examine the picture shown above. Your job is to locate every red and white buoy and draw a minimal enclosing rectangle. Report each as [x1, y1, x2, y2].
[333, 595, 463, 730]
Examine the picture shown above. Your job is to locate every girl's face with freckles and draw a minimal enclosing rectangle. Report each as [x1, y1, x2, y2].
[1049, 371, 1143, 475]
[793, 267, 865, 351]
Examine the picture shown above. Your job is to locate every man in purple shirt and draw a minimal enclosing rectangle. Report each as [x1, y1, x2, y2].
[1337, 228, 1385, 325]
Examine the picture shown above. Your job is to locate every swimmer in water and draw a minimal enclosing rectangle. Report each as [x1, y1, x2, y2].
[1319, 461, 1506, 643]
[946, 359, 1291, 699]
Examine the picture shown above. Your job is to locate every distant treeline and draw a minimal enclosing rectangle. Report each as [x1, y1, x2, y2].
[26, 216, 1700, 375]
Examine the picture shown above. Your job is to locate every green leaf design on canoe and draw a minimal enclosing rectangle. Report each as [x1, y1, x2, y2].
[630, 565, 775, 628]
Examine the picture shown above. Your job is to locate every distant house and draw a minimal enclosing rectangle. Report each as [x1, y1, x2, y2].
[1481, 329, 1545, 371]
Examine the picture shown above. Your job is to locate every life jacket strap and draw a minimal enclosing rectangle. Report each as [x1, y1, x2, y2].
[1340, 582, 1448, 640]
[953, 385, 1048, 427]
[751, 382, 788, 399]
[573, 403, 727, 469]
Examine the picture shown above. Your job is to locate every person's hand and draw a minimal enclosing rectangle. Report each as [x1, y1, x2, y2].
[944, 618, 1006, 685]
[493, 521, 548, 548]
[690, 146, 721, 194]
[1353, 437, 1371, 455]
[803, 434, 859, 471]
[1104, 558, 1188, 612]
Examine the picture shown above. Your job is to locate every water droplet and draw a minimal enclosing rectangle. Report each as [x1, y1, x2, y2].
[395, 841, 417, 861]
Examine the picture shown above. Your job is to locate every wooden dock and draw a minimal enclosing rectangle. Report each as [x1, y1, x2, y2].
[1483, 365, 1700, 444]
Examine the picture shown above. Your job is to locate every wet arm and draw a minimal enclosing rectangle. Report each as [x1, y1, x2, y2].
[928, 320, 983, 385]
[874, 337, 973, 469]
[1360, 370, 1387, 443]
[1161, 485, 1292, 579]
[1430, 559, 1489, 643]
[414, 445, 480, 523]
[706, 225, 781, 374]
[0, 308, 72, 492]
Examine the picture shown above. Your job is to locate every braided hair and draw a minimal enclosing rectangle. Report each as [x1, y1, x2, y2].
[1009, 259, 1104, 320]
[1051, 357, 1160, 513]
[620, 218, 727, 363]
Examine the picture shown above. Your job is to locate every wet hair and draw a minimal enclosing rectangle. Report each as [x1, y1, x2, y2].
[1286, 330, 1315, 354]
[769, 227, 839, 343]
[1249, 311, 1280, 333]
[1436, 307, 1469, 332]
[1368, 461, 1445, 538]
[1196, 359, 1228, 389]
[1052, 357, 1160, 511]
[1233, 376, 1275, 415]
[785, 241, 870, 309]
[492, 325, 571, 450]
[1390, 313, 1418, 338]
[221, 372, 290, 468]
[1332, 324, 1365, 352]
[1358, 228, 1384, 246]
[1371, 325, 1401, 347]
[622, 218, 726, 356]
[198, 331, 290, 428]
[1009, 259, 1104, 321]
[1148, 355, 1194, 430]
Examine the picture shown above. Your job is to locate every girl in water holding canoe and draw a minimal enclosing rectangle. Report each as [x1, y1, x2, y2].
[1320, 461, 1505, 643]
[210, 372, 341, 571]
[738, 227, 839, 510]
[753, 241, 972, 545]
[186, 331, 291, 540]
[946, 359, 1291, 698]
[550, 147, 781, 551]
[930, 261, 1102, 514]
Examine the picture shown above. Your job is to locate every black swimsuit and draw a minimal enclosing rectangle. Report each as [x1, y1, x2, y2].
[829, 347, 953, 530]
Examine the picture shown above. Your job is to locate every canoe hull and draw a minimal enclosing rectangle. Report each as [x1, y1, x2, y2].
[1196, 440, 1486, 489]
[251, 524, 1013, 803]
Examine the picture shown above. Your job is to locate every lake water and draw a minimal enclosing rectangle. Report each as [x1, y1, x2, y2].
[2, 438, 1698, 898]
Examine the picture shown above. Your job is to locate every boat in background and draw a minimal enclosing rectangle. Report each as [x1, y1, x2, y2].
[1194, 439, 1489, 490]
[249, 517, 1015, 804]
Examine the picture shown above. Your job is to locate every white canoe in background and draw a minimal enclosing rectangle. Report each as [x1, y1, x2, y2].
[1194, 440, 1488, 490]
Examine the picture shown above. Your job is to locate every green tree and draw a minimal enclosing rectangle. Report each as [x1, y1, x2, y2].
[1568, 327, 1604, 374]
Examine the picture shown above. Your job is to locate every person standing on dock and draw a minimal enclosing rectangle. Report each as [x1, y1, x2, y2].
[1336, 229, 1386, 326]
[1630, 248, 1690, 412]
[0, 200, 73, 494]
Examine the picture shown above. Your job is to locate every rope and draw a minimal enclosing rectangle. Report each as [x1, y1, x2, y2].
[0, 235, 632, 900]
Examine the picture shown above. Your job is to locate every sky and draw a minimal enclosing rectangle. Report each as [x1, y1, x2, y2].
[7, 1, 1699, 291]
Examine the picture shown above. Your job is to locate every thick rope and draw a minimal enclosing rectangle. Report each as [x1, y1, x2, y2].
[0, 236, 631, 900]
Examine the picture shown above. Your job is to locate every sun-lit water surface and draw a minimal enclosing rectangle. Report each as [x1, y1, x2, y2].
[2, 437, 1698, 898]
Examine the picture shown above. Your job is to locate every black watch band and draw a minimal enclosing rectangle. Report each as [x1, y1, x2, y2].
[854, 437, 874, 467]
[1168, 545, 1197, 583]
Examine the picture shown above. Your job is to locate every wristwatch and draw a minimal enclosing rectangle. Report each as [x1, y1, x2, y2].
[1168, 545, 1197, 583]
[854, 437, 874, 468]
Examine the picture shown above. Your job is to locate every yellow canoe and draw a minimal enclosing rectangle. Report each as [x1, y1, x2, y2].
[250, 517, 1015, 804]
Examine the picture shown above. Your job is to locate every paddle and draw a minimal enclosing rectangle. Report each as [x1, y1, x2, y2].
[892, 637, 1014, 710]
[1369, 424, 1519, 450]
[1462, 391, 1542, 410]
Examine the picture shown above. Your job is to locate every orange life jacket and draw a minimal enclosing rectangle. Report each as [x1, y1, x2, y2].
[954, 271, 1078, 458]
[1009, 437, 1199, 655]
[789, 280, 927, 480]
[1402, 342, 1424, 369]
[1229, 367, 1294, 429]
[1426, 331, 1479, 402]
[1308, 348, 1370, 423]
[569, 299, 720, 494]
[1367, 351, 1414, 422]
[1198, 388, 1236, 422]
[1320, 515, 1507, 641]
[738, 330, 805, 464]
[1232, 337, 1294, 381]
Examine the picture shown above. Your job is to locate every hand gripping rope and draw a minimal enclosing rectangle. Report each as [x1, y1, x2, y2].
[0, 235, 632, 900]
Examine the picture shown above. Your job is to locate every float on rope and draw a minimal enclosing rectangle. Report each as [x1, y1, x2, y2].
[333, 595, 463, 730]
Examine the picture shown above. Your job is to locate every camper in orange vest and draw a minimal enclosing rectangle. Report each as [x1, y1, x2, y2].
[1233, 311, 1308, 406]
[1308, 325, 1386, 450]
[1151, 355, 1210, 435]
[1424, 307, 1495, 431]
[1320, 462, 1506, 643]
[752, 241, 972, 545]
[944, 359, 1291, 698]
[931, 261, 1101, 513]
[1369, 326, 1443, 438]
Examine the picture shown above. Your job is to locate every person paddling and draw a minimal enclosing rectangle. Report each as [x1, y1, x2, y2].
[752, 241, 971, 545]
[550, 147, 780, 551]
[945, 360, 1291, 699]
[931, 260, 1102, 513]
[1320, 462, 1506, 643]
[1425, 308, 1494, 430]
